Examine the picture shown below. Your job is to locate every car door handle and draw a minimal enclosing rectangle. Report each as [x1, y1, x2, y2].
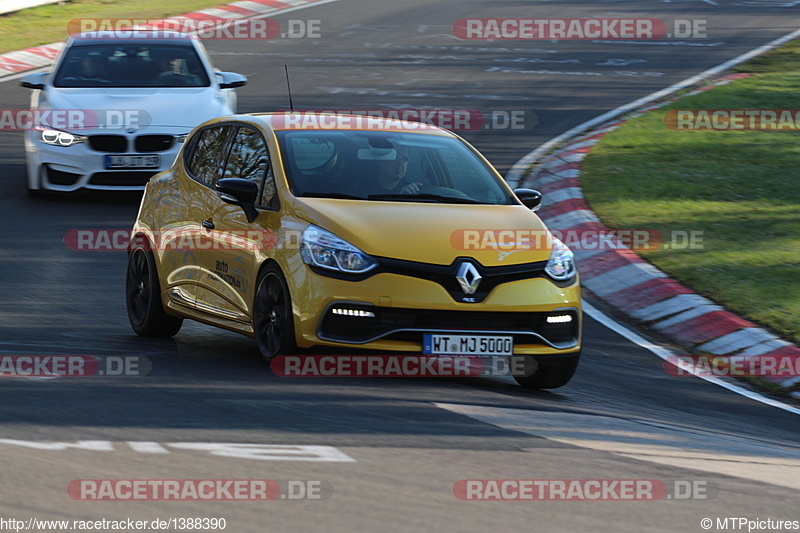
[202, 220, 215, 230]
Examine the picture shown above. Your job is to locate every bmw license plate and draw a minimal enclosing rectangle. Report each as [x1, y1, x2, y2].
[423, 334, 513, 356]
[105, 155, 159, 169]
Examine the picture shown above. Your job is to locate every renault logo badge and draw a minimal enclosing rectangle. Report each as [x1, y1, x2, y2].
[456, 262, 482, 295]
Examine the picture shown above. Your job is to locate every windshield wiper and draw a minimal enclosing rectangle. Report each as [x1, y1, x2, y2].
[366, 193, 483, 204]
[302, 192, 366, 200]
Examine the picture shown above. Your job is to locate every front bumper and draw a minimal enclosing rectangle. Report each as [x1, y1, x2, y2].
[25, 129, 184, 192]
[291, 266, 582, 355]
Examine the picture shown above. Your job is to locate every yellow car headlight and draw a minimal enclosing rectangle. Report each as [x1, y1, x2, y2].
[545, 237, 576, 281]
[300, 225, 378, 274]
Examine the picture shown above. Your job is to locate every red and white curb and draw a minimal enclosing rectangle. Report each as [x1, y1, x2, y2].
[521, 80, 800, 397]
[0, 0, 331, 78]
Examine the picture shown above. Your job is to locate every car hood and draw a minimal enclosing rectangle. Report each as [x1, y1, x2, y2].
[39, 87, 229, 129]
[292, 198, 554, 267]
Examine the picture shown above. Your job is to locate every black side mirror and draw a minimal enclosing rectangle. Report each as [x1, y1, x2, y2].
[513, 188, 542, 211]
[20, 73, 46, 90]
[217, 72, 248, 89]
[217, 178, 258, 222]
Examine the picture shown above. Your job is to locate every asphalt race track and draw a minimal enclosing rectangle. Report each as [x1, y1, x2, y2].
[1, 1, 799, 531]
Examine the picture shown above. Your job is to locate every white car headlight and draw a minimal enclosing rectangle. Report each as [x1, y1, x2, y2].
[37, 128, 86, 147]
[545, 237, 576, 281]
[300, 225, 378, 274]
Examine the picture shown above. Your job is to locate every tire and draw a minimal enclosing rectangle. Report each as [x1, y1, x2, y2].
[126, 246, 183, 337]
[513, 351, 580, 390]
[253, 264, 297, 361]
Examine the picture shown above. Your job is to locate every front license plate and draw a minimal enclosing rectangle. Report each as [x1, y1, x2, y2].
[423, 334, 513, 356]
[105, 155, 159, 169]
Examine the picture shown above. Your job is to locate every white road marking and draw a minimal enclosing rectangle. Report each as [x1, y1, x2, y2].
[0, 439, 115, 451]
[583, 300, 800, 416]
[167, 443, 356, 462]
[126, 441, 170, 454]
[500, 24, 800, 413]
[436, 402, 800, 490]
[246, 0, 343, 21]
[0, 65, 47, 82]
[0, 440, 356, 461]
[506, 26, 800, 187]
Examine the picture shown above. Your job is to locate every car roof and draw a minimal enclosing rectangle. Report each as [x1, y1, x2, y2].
[246, 112, 459, 136]
[69, 30, 197, 46]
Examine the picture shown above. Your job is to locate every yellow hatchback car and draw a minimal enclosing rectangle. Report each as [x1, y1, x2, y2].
[126, 113, 582, 388]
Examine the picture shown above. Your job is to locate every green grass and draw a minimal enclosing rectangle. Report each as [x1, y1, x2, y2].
[732, 37, 800, 74]
[0, 0, 227, 53]
[580, 41, 800, 345]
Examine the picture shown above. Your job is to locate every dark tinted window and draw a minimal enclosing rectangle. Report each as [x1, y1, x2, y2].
[188, 126, 232, 185]
[53, 44, 210, 88]
[223, 126, 276, 207]
[276, 130, 514, 204]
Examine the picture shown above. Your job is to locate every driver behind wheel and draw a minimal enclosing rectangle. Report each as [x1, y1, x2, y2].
[76, 53, 109, 81]
[363, 144, 423, 194]
[152, 48, 200, 86]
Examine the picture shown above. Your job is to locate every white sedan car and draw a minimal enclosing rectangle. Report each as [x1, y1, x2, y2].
[20, 31, 247, 193]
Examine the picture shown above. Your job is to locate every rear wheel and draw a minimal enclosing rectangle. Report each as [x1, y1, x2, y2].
[253, 264, 297, 361]
[126, 246, 183, 337]
[513, 351, 580, 389]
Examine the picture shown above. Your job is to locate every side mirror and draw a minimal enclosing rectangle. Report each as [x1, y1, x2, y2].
[217, 72, 247, 89]
[514, 188, 542, 211]
[20, 72, 46, 90]
[216, 178, 258, 222]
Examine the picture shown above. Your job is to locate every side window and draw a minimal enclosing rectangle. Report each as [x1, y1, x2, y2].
[223, 126, 276, 207]
[188, 126, 232, 185]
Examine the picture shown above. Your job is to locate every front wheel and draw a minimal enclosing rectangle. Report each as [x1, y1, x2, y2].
[513, 351, 580, 389]
[253, 264, 297, 361]
[126, 247, 183, 337]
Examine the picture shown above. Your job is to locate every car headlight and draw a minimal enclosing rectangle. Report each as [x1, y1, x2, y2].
[300, 225, 378, 274]
[37, 128, 86, 147]
[545, 237, 576, 281]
